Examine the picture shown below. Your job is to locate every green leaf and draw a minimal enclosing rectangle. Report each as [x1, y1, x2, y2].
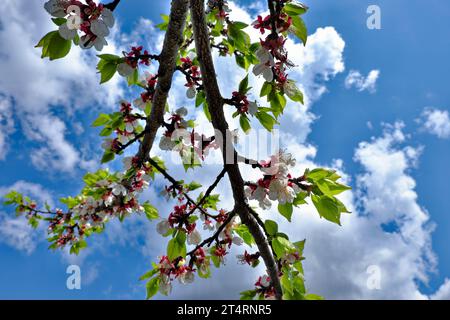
[36, 31, 72, 61]
[146, 277, 160, 299]
[316, 179, 352, 196]
[195, 91, 206, 107]
[167, 230, 187, 260]
[101, 151, 115, 164]
[139, 268, 158, 281]
[127, 68, 139, 86]
[156, 14, 169, 31]
[99, 62, 117, 84]
[290, 16, 308, 46]
[256, 111, 278, 131]
[278, 202, 293, 222]
[186, 181, 202, 191]
[285, 81, 304, 104]
[97, 54, 121, 62]
[311, 194, 342, 225]
[143, 202, 159, 220]
[52, 18, 67, 26]
[238, 74, 249, 94]
[264, 219, 278, 236]
[203, 103, 212, 122]
[239, 115, 251, 134]
[240, 290, 257, 300]
[260, 82, 272, 97]
[307, 168, 335, 182]
[283, 3, 308, 16]
[234, 224, 255, 246]
[272, 236, 295, 258]
[92, 114, 111, 127]
[305, 293, 324, 300]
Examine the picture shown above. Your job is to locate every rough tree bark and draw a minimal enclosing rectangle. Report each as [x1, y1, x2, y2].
[137, 0, 189, 163]
[189, 0, 283, 299]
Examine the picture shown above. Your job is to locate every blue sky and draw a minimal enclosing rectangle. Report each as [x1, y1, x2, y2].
[0, 0, 449, 299]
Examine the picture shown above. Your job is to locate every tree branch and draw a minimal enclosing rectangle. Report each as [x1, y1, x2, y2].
[190, 0, 283, 300]
[136, 0, 189, 164]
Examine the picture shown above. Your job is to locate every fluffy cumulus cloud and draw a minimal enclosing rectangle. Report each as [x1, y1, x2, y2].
[0, 181, 53, 254]
[419, 107, 450, 139]
[0, 96, 14, 160]
[345, 69, 380, 93]
[431, 278, 450, 300]
[0, 0, 124, 172]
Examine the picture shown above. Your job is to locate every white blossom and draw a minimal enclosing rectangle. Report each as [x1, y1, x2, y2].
[253, 47, 275, 82]
[176, 107, 188, 117]
[44, 0, 67, 18]
[117, 63, 135, 77]
[101, 138, 113, 150]
[268, 179, 296, 204]
[248, 101, 259, 116]
[232, 236, 244, 246]
[159, 275, 172, 295]
[156, 220, 170, 235]
[187, 229, 202, 245]
[159, 135, 177, 151]
[58, 23, 77, 40]
[111, 183, 127, 197]
[90, 19, 110, 38]
[186, 86, 197, 99]
[179, 271, 195, 284]
[100, 9, 115, 28]
[260, 275, 271, 287]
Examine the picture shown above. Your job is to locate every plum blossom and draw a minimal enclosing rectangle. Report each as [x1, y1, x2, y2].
[268, 178, 299, 204]
[157, 220, 171, 235]
[186, 86, 197, 99]
[117, 62, 135, 77]
[179, 270, 195, 284]
[44, 0, 67, 18]
[232, 236, 243, 246]
[187, 229, 202, 245]
[58, 23, 77, 40]
[248, 101, 259, 116]
[245, 151, 303, 209]
[111, 183, 127, 197]
[253, 47, 275, 82]
[159, 274, 172, 295]
[45, 1, 116, 52]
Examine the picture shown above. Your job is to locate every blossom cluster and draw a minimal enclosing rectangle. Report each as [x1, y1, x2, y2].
[117, 46, 154, 77]
[206, 0, 231, 21]
[245, 151, 305, 209]
[230, 91, 259, 116]
[101, 101, 141, 151]
[44, 0, 115, 51]
[159, 107, 219, 162]
[254, 274, 276, 299]
[180, 56, 202, 100]
[156, 256, 195, 295]
[133, 72, 158, 110]
[252, 0, 295, 90]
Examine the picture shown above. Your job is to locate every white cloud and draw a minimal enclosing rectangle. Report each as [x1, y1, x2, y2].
[420, 108, 450, 139]
[0, 181, 53, 254]
[0, 96, 14, 160]
[0, 0, 124, 171]
[431, 279, 450, 300]
[345, 69, 380, 93]
[0, 212, 38, 255]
